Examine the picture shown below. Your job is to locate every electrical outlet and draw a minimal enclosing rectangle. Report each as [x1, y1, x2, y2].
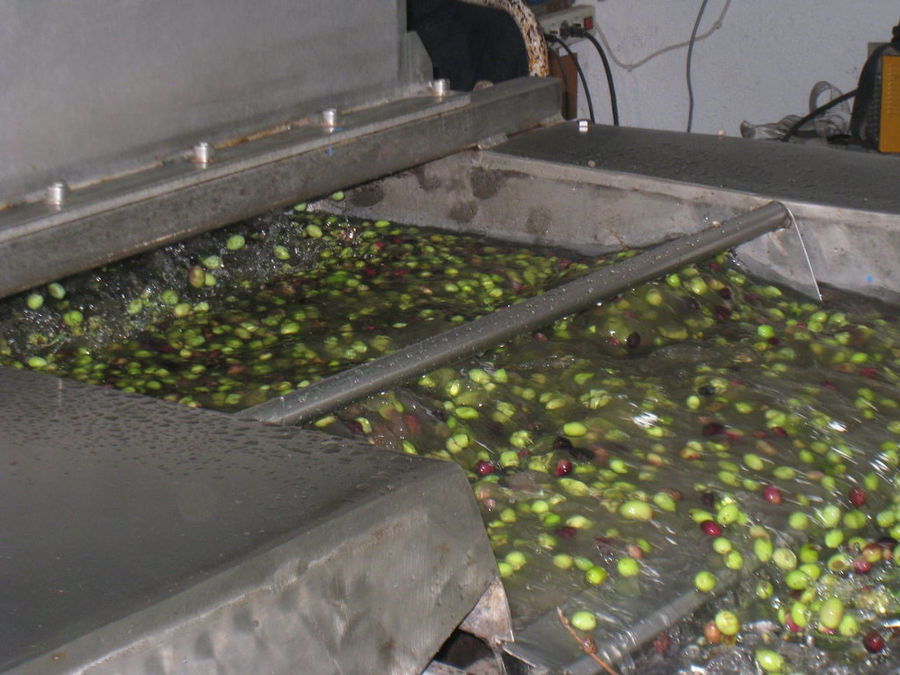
[539, 4, 595, 45]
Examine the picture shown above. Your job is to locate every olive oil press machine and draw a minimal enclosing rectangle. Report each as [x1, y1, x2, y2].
[2, 2, 900, 673]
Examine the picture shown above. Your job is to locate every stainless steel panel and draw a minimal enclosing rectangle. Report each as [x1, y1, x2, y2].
[0, 1, 411, 206]
[0, 77, 562, 300]
[1, 367, 505, 674]
[325, 122, 900, 303]
[494, 124, 900, 215]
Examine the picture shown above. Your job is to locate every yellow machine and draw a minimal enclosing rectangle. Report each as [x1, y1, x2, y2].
[851, 20, 900, 152]
[880, 53, 900, 152]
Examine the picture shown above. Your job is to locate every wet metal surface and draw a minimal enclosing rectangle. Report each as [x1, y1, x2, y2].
[494, 123, 900, 215]
[328, 122, 900, 304]
[0, 1, 414, 205]
[1, 367, 501, 673]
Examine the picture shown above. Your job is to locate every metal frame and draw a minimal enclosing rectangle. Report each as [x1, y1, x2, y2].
[2, 367, 509, 674]
[327, 122, 900, 304]
[0, 1, 418, 206]
[0, 77, 562, 300]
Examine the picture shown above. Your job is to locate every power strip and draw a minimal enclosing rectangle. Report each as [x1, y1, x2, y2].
[539, 4, 595, 46]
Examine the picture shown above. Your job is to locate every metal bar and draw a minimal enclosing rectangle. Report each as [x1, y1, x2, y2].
[242, 201, 790, 425]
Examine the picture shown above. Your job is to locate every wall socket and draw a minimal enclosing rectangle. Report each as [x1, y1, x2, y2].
[539, 5, 595, 45]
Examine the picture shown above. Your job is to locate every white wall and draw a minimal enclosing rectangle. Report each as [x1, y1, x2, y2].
[566, 1, 899, 135]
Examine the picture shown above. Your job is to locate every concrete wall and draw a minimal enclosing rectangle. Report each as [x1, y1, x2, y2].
[567, 1, 899, 135]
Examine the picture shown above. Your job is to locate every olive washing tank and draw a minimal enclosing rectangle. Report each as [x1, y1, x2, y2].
[307, 120, 900, 672]
[3, 1, 900, 674]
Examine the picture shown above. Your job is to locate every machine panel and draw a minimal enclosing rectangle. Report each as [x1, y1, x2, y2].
[0, 1, 406, 205]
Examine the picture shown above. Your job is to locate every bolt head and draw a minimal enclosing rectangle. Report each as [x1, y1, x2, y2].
[45, 181, 69, 207]
[430, 79, 451, 97]
[321, 108, 340, 129]
[192, 142, 214, 166]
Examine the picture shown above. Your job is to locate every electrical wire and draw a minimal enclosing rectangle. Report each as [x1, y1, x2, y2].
[582, 31, 620, 126]
[593, 0, 731, 72]
[685, 0, 710, 132]
[780, 88, 858, 143]
[546, 34, 596, 124]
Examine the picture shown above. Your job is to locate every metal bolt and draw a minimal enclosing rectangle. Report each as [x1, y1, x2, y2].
[192, 142, 214, 166]
[577, 119, 590, 134]
[430, 79, 451, 97]
[322, 108, 340, 131]
[45, 181, 69, 207]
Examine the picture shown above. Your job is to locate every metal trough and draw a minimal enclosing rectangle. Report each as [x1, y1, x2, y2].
[313, 121, 900, 672]
[3, 2, 900, 673]
[4, 122, 899, 673]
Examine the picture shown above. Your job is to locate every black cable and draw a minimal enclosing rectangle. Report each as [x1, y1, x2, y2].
[581, 31, 620, 126]
[546, 34, 596, 124]
[685, 0, 710, 132]
[780, 88, 858, 143]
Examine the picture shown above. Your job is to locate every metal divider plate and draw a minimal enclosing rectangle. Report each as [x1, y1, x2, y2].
[327, 122, 900, 304]
[1, 367, 502, 674]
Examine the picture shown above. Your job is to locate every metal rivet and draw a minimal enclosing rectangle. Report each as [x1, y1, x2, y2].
[192, 142, 214, 166]
[430, 79, 450, 97]
[322, 108, 340, 131]
[577, 119, 590, 134]
[46, 181, 69, 207]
